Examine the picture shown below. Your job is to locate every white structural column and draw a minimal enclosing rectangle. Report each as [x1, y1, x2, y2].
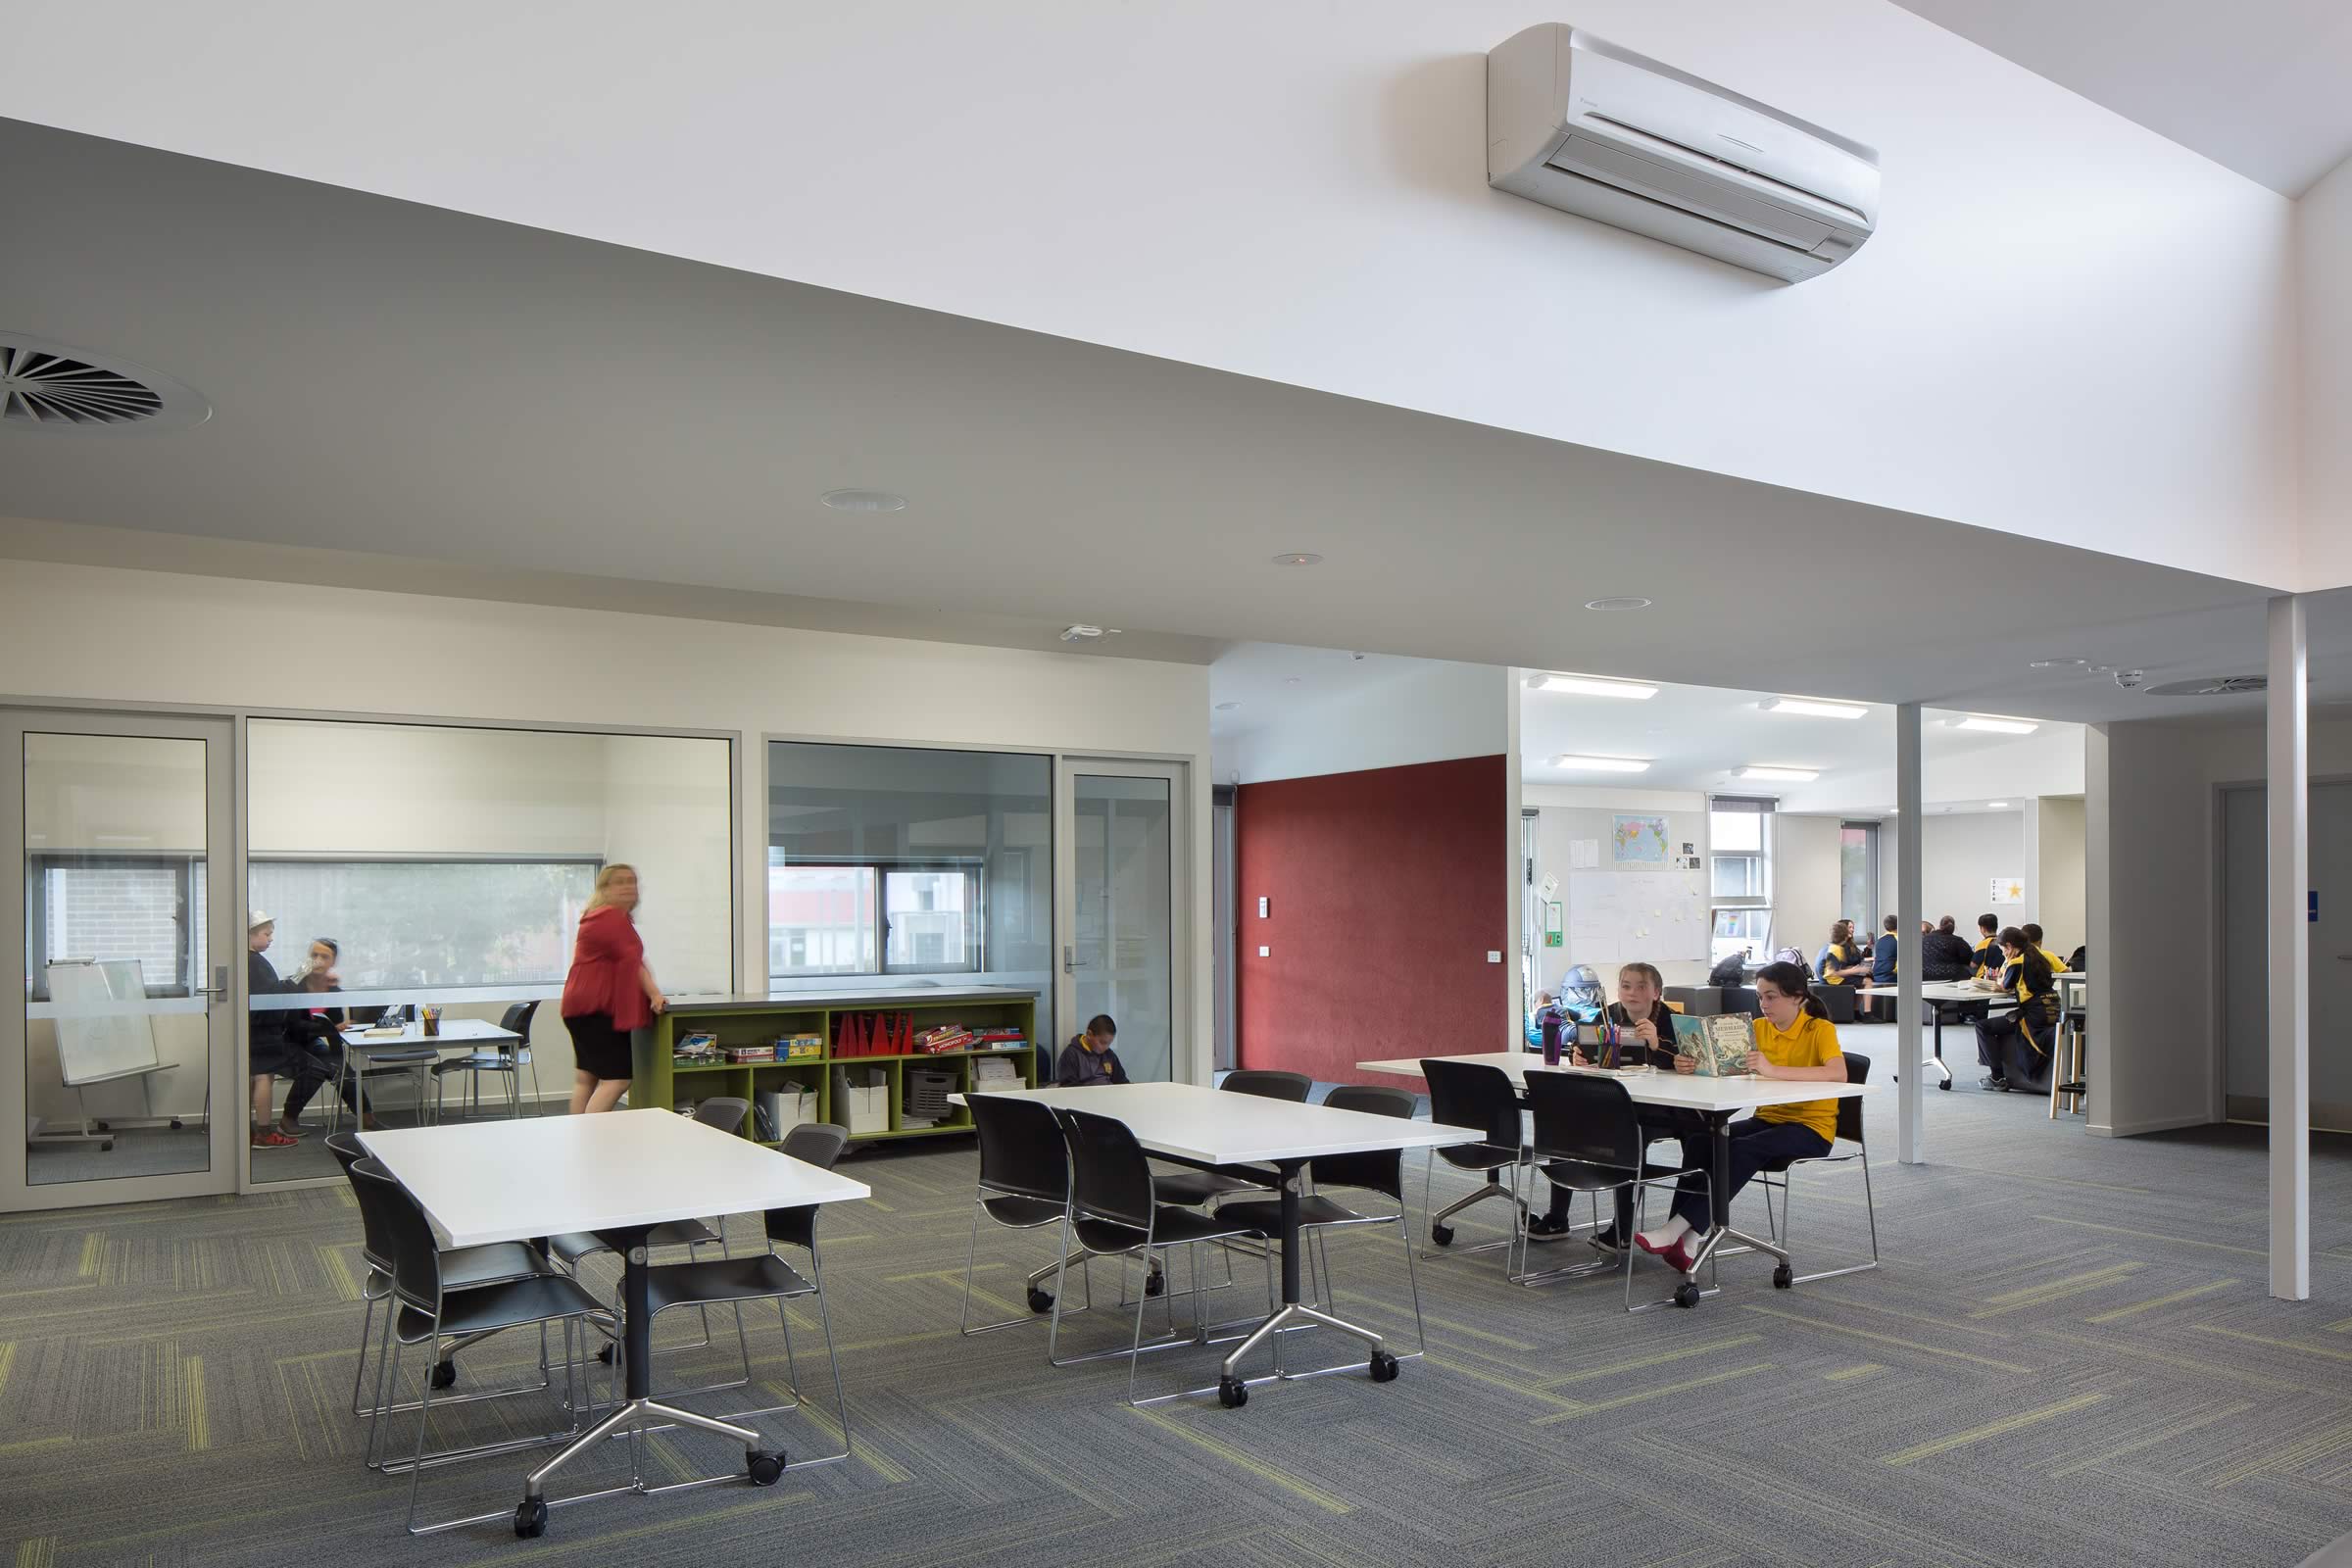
[1896, 702, 1924, 1165]
[2267, 596, 2310, 1300]
[1503, 669, 1527, 1042]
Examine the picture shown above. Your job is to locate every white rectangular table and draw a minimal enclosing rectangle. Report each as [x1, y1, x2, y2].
[1855, 974, 2081, 1089]
[1355, 1053, 1870, 1307]
[954, 1083, 1478, 1403]
[335, 1017, 520, 1126]
[358, 1110, 869, 1533]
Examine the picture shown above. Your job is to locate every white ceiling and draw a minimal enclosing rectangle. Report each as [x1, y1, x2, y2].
[1891, 0, 2352, 194]
[3, 118, 2346, 726]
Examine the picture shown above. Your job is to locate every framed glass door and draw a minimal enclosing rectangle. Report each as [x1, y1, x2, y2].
[1056, 760, 1189, 1084]
[3, 710, 239, 1212]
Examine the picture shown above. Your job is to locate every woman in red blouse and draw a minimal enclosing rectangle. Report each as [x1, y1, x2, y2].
[561, 863, 666, 1114]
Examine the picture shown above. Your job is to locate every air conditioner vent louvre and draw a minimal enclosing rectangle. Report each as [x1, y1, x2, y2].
[2144, 676, 2267, 697]
[0, 333, 210, 434]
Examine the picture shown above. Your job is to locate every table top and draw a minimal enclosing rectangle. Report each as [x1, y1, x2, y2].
[358, 1107, 870, 1250]
[345, 1018, 516, 1050]
[1353, 1052, 1872, 1115]
[1855, 975, 2078, 1002]
[954, 1082, 1479, 1165]
[666, 985, 1041, 1015]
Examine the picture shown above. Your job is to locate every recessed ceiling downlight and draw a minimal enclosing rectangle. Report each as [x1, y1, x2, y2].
[820, 488, 907, 513]
[0, 333, 210, 433]
[1271, 552, 1324, 566]
[1583, 596, 1652, 612]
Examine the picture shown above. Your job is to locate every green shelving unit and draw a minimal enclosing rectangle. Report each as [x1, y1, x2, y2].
[630, 988, 1040, 1146]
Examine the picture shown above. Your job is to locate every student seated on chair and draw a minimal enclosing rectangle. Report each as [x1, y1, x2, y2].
[276, 936, 384, 1135]
[244, 913, 345, 1149]
[1870, 916, 1900, 985]
[1815, 921, 1870, 990]
[1055, 1013, 1130, 1087]
[2021, 923, 2069, 975]
[1528, 960, 1707, 1253]
[1971, 913, 2004, 976]
[1633, 961, 1845, 1274]
[1976, 927, 2060, 1092]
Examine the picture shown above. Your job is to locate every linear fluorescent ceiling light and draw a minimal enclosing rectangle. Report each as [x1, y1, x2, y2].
[1738, 765, 1819, 782]
[1527, 672, 1657, 700]
[1956, 714, 2038, 734]
[1987, 801, 2008, 808]
[1552, 755, 1650, 772]
[1761, 697, 1868, 719]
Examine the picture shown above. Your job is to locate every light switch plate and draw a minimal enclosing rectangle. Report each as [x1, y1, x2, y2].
[1257, 897, 1270, 918]
[1258, 946, 1271, 957]
[1487, 951, 1502, 963]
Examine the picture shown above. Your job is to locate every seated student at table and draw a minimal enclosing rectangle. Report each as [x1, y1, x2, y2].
[1871, 916, 1900, 985]
[2021, 923, 2069, 974]
[1055, 1013, 1131, 1087]
[1971, 914, 2004, 976]
[1922, 915, 1977, 981]
[1632, 961, 1847, 1273]
[1975, 926, 2059, 1092]
[271, 936, 384, 1135]
[1529, 960, 1709, 1252]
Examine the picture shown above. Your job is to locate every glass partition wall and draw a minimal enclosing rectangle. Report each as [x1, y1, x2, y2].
[244, 720, 733, 1184]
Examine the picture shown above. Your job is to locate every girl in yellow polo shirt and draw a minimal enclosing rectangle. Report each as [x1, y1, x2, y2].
[1634, 960, 1847, 1274]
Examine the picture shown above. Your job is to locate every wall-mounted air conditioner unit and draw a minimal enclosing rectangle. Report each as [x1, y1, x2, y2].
[1488, 24, 1879, 282]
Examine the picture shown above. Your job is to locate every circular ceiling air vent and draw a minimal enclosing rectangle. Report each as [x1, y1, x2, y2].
[0, 332, 210, 434]
[2144, 675, 2267, 697]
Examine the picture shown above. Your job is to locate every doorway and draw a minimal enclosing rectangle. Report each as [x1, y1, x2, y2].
[1058, 760, 1189, 1084]
[3, 710, 241, 1212]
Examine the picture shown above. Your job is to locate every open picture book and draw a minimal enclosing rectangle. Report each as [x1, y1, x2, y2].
[1671, 1012, 1755, 1076]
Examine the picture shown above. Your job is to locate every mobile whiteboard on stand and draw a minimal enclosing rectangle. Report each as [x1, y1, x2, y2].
[39, 959, 182, 1152]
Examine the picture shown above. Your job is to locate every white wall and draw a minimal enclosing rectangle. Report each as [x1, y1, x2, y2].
[2303, 152, 2352, 586]
[1228, 661, 1506, 785]
[1523, 785, 1710, 990]
[1775, 725, 2085, 816]
[2034, 796, 2087, 955]
[1777, 814, 1845, 969]
[3, 2, 2302, 586]
[1, 558, 1213, 1114]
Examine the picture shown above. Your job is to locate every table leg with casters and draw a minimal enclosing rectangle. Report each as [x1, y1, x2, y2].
[1211, 1159, 1400, 1407]
[514, 1229, 784, 1539]
[1677, 1110, 1790, 1308]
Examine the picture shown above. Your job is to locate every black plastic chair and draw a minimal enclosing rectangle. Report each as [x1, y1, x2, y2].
[1418, 1058, 1528, 1259]
[960, 1093, 1116, 1335]
[1521, 1071, 1705, 1306]
[1050, 1107, 1273, 1403]
[1152, 1070, 1311, 1207]
[1217, 1084, 1426, 1363]
[431, 1000, 542, 1120]
[327, 1129, 555, 1420]
[1754, 1052, 1878, 1285]
[351, 1158, 610, 1535]
[622, 1122, 857, 1483]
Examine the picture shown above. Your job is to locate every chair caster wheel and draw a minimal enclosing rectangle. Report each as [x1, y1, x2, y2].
[1368, 1350, 1399, 1383]
[1430, 1223, 1454, 1248]
[1145, 1270, 1165, 1298]
[1674, 1282, 1701, 1309]
[1773, 1264, 1793, 1289]
[747, 1448, 786, 1486]
[1217, 1376, 1249, 1408]
[430, 1360, 458, 1390]
[597, 1344, 615, 1365]
[1027, 1287, 1055, 1313]
[514, 1498, 548, 1539]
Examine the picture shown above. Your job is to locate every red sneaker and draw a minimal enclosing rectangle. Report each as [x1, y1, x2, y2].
[249, 1130, 298, 1150]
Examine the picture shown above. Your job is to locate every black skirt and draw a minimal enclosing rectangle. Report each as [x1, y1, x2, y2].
[564, 1011, 635, 1080]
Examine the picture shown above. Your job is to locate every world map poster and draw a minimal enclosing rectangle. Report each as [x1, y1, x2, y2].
[1612, 812, 1669, 863]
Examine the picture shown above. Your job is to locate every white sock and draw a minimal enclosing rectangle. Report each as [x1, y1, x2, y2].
[1638, 1215, 1690, 1248]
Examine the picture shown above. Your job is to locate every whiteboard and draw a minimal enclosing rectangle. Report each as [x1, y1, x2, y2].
[46, 960, 166, 1086]
[1565, 870, 1709, 965]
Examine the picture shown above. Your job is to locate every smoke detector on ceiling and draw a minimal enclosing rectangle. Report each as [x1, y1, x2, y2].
[2143, 675, 2266, 697]
[0, 333, 210, 433]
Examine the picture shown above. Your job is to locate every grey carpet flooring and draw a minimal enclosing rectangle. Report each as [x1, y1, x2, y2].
[6, 1023, 2352, 1566]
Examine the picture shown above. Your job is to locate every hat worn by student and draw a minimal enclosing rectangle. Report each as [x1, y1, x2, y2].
[248, 910, 273, 930]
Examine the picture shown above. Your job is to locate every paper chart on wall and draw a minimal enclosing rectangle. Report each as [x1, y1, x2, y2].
[1565, 869, 1709, 964]
[1568, 839, 1600, 870]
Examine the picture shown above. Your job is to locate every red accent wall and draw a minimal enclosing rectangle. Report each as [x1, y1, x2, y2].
[1236, 755, 1508, 1088]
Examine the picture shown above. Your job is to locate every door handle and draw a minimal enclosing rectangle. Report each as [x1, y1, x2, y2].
[1063, 945, 1076, 975]
[193, 963, 230, 1000]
